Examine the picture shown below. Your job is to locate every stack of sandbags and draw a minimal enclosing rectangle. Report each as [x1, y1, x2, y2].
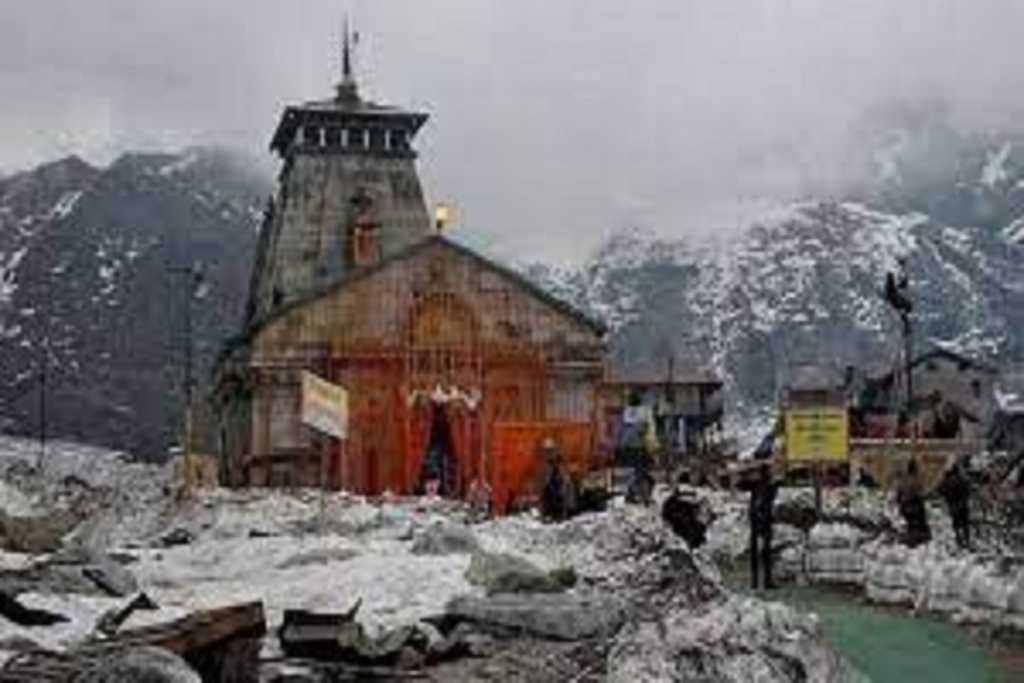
[864, 542, 916, 605]
[806, 523, 864, 585]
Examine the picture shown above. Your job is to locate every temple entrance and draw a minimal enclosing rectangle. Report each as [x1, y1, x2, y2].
[419, 404, 457, 495]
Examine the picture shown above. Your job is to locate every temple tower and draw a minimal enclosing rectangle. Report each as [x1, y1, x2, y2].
[247, 24, 431, 322]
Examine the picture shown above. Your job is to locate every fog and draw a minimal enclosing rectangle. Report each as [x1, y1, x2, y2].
[3, 1, 1024, 260]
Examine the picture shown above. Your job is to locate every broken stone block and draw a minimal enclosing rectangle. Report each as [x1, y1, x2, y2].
[444, 593, 625, 641]
[0, 510, 77, 554]
[464, 550, 565, 595]
[410, 521, 478, 555]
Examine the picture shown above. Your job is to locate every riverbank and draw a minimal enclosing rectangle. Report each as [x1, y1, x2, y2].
[733, 578, 1022, 683]
[706, 484, 1024, 682]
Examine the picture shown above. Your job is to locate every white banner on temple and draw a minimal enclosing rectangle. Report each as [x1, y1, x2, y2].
[301, 371, 349, 440]
[407, 384, 481, 410]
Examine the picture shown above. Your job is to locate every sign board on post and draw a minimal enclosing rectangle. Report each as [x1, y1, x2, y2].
[785, 408, 849, 461]
[301, 371, 349, 440]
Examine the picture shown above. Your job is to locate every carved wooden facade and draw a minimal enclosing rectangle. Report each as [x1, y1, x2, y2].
[216, 236, 606, 495]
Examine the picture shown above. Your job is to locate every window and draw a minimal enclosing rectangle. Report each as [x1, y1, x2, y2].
[302, 126, 322, 147]
[347, 128, 365, 149]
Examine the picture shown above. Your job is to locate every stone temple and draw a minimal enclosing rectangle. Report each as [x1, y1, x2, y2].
[216, 30, 607, 508]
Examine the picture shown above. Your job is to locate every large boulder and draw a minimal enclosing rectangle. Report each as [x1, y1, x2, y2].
[444, 593, 624, 641]
[464, 550, 566, 595]
[0, 510, 78, 554]
[411, 522, 478, 556]
[71, 647, 200, 683]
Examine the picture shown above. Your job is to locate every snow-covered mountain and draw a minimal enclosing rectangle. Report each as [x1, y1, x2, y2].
[525, 200, 1024, 412]
[0, 148, 270, 457]
[857, 104, 1024, 243]
[4, 113, 1024, 455]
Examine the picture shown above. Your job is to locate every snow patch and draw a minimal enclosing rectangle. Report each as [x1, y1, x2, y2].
[0, 248, 28, 304]
[50, 190, 83, 220]
[981, 143, 1012, 189]
[158, 151, 199, 177]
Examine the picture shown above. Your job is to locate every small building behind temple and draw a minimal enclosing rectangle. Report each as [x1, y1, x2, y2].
[213, 35, 607, 500]
[783, 363, 848, 408]
[855, 347, 997, 441]
[601, 353, 724, 459]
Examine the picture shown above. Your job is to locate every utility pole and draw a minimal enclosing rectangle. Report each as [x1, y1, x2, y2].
[37, 268, 51, 472]
[37, 334, 46, 470]
[169, 264, 205, 496]
[884, 257, 914, 419]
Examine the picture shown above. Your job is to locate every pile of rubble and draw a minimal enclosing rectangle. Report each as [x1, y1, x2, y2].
[0, 436, 851, 682]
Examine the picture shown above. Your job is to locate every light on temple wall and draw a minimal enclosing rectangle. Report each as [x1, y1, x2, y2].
[434, 202, 452, 233]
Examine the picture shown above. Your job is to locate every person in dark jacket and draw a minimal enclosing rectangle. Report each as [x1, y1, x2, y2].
[539, 438, 566, 521]
[938, 457, 971, 550]
[747, 462, 779, 590]
[662, 486, 710, 549]
[896, 459, 931, 547]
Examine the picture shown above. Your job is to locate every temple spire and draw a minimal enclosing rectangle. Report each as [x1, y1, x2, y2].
[336, 16, 359, 102]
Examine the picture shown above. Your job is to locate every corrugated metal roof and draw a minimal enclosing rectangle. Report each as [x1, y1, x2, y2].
[605, 354, 721, 386]
[785, 363, 842, 392]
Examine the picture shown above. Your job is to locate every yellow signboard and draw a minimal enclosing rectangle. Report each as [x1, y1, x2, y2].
[785, 408, 848, 461]
[301, 371, 349, 440]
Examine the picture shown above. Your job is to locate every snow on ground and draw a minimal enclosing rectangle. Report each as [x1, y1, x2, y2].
[0, 436, 850, 679]
[124, 491, 484, 643]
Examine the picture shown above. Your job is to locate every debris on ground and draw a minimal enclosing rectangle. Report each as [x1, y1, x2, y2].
[0, 591, 68, 627]
[0, 436, 871, 680]
[94, 593, 159, 637]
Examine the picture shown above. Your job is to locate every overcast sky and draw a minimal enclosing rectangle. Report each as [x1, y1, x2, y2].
[3, 1, 1024, 261]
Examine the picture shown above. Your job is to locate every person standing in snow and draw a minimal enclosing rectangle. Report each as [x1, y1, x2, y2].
[540, 438, 567, 521]
[896, 458, 931, 547]
[747, 462, 778, 590]
[938, 456, 971, 550]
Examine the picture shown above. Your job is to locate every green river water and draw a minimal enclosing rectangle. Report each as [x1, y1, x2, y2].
[767, 585, 1021, 683]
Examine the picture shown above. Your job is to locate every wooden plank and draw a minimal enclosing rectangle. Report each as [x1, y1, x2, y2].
[0, 602, 265, 682]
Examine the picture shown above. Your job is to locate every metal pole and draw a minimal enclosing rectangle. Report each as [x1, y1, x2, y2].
[38, 337, 46, 469]
[904, 314, 913, 415]
[37, 271, 50, 471]
[170, 265, 199, 496]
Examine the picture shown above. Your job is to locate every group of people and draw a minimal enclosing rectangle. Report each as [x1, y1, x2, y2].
[741, 453, 973, 593]
[896, 455, 973, 550]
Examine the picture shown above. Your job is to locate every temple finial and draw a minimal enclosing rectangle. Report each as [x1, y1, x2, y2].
[337, 15, 359, 101]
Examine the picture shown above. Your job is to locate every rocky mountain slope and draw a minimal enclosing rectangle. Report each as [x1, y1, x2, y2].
[0, 148, 269, 458]
[525, 200, 1024, 414]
